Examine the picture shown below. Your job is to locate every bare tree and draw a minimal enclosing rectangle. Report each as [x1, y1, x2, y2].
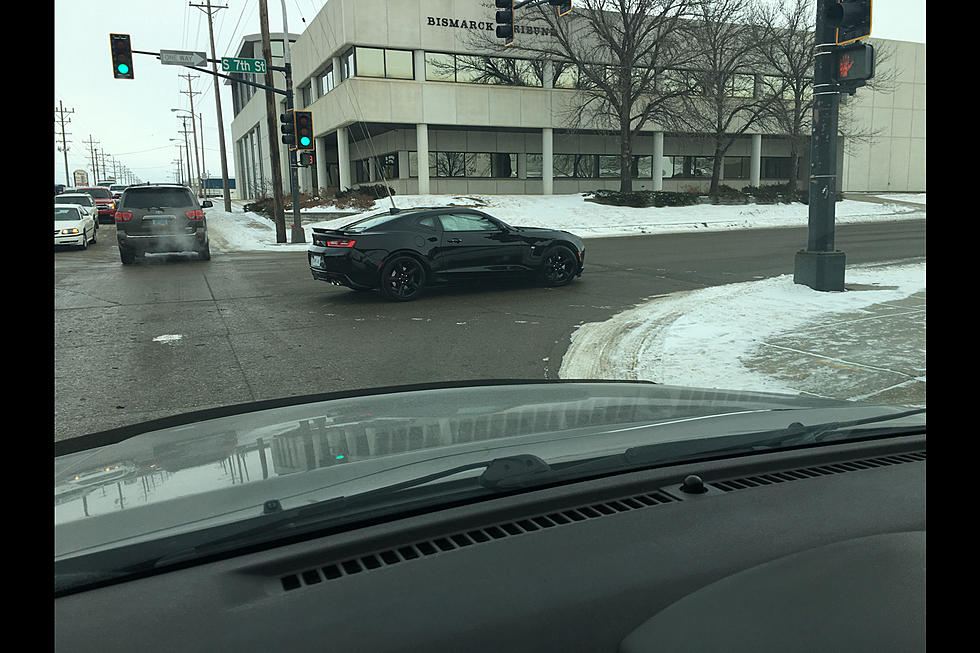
[670, 0, 786, 196]
[751, 0, 899, 192]
[465, 0, 701, 194]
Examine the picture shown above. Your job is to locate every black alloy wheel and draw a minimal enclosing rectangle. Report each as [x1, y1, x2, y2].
[541, 245, 578, 286]
[381, 256, 426, 301]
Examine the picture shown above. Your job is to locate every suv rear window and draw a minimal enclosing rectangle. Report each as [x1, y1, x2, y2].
[78, 188, 112, 199]
[122, 188, 195, 209]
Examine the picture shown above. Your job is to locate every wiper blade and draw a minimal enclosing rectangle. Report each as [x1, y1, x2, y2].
[153, 455, 552, 567]
[486, 408, 926, 490]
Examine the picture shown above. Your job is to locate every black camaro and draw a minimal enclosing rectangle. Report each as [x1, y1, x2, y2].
[308, 206, 585, 301]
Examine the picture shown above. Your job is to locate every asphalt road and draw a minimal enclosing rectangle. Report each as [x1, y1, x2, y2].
[53, 216, 925, 442]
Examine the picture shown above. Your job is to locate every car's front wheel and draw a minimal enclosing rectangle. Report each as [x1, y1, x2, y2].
[380, 255, 426, 301]
[540, 245, 578, 287]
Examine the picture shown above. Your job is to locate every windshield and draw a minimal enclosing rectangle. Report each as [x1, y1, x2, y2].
[77, 188, 111, 199]
[54, 0, 925, 588]
[55, 207, 81, 221]
[55, 195, 95, 206]
[121, 188, 194, 208]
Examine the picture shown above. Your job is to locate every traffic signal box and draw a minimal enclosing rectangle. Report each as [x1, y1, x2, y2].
[280, 110, 295, 149]
[550, 0, 573, 16]
[827, 0, 872, 45]
[293, 111, 314, 150]
[110, 33, 134, 79]
[495, 1, 515, 46]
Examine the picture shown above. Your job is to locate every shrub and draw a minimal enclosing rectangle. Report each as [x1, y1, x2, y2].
[336, 184, 395, 200]
[586, 189, 700, 208]
[710, 185, 749, 205]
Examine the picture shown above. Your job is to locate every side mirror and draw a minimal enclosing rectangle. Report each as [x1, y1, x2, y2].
[201, 200, 213, 208]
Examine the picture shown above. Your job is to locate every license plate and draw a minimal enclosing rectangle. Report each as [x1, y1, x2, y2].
[310, 255, 323, 268]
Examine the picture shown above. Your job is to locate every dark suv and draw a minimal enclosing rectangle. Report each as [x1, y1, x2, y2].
[114, 184, 213, 264]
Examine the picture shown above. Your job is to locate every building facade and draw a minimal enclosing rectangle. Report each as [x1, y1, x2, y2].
[228, 0, 925, 200]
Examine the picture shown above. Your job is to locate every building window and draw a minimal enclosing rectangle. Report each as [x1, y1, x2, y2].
[385, 49, 414, 79]
[671, 156, 712, 178]
[425, 52, 456, 82]
[554, 154, 597, 178]
[319, 66, 335, 95]
[762, 157, 793, 179]
[374, 153, 399, 180]
[407, 151, 517, 178]
[526, 153, 542, 178]
[632, 155, 653, 179]
[301, 83, 312, 106]
[352, 46, 414, 80]
[342, 48, 355, 80]
[724, 157, 750, 179]
[598, 155, 621, 178]
[354, 159, 371, 183]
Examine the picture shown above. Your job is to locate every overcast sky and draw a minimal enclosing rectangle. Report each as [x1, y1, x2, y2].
[53, 0, 926, 188]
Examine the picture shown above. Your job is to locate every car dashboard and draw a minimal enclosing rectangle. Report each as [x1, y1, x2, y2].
[55, 433, 925, 652]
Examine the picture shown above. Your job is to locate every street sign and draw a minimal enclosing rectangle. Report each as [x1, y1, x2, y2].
[221, 57, 267, 74]
[160, 50, 208, 67]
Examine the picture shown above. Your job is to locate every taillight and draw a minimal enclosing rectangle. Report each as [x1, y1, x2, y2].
[185, 210, 205, 221]
[115, 211, 133, 222]
[325, 239, 356, 248]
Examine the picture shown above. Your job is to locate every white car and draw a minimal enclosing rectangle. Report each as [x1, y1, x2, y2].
[55, 204, 97, 249]
[54, 193, 100, 229]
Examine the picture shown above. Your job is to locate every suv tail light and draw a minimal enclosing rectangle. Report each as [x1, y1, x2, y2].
[185, 210, 205, 221]
[115, 211, 133, 222]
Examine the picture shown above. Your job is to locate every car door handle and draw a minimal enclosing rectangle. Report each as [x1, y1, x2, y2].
[447, 238, 462, 244]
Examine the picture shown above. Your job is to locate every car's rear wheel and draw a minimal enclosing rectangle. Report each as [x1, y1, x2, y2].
[197, 243, 211, 261]
[119, 246, 136, 265]
[380, 255, 426, 301]
[540, 245, 578, 287]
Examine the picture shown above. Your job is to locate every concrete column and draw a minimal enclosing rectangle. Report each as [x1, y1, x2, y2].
[337, 126, 351, 191]
[652, 131, 664, 191]
[417, 123, 430, 194]
[368, 156, 377, 183]
[542, 128, 553, 195]
[414, 50, 425, 81]
[542, 60, 554, 89]
[750, 133, 762, 187]
[315, 135, 328, 193]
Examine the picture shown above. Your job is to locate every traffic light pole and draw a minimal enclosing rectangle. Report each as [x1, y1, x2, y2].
[793, 0, 845, 292]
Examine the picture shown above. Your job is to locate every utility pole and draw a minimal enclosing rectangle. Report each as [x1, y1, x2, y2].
[198, 112, 207, 193]
[178, 115, 195, 190]
[83, 136, 99, 187]
[279, 0, 304, 244]
[190, 0, 232, 211]
[55, 101, 74, 187]
[179, 72, 203, 196]
[259, 0, 288, 243]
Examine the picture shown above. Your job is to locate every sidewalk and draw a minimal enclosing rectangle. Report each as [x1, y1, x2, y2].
[740, 289, 926, 407]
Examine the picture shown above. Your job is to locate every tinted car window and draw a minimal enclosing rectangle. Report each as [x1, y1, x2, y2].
[122, 188, 195, 209]
[439, 213, 499, 232]
[340, 212, 403, 233]
[77, 188, 112, 199]
[55, 207, 81, 221]
[55, 195, 95, 206]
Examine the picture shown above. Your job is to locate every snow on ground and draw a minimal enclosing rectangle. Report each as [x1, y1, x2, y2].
[205, 192, 923, 253]
[558, 260, 925, 395]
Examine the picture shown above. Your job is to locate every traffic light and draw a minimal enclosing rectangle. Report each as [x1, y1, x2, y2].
[298, 151, 315, 167]
[549, 0, 573, 16]
[294, 110, 314, 150]
[280, 109, 295, 149]
[495, 1, 515, 47]
[834, 41, 875, 94]
[110, 33, 134, 79]
[826, 0, 872, 45]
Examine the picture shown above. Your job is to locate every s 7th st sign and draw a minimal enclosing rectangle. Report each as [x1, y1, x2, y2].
[221, 57, 267, 74]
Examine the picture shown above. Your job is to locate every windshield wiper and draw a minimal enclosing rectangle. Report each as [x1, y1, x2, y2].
[485, 408, 926, 490]
[151, 454, 553, 568]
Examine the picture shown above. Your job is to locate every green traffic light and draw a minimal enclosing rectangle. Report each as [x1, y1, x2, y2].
[300, 136, 311, 147]
[117, 63, 130, 75]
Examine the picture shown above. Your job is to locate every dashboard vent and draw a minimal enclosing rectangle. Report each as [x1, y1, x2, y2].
[280, 490, 677, 592]
[709, 450, 926, 492]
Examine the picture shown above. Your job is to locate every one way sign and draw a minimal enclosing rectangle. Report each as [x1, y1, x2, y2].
[159, 50, 208, 67]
